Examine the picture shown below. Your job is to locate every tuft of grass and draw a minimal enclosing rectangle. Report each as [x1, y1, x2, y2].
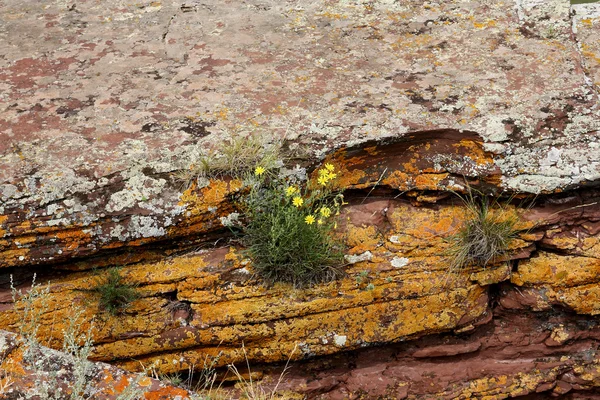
[92, 268, 139, 315]
[241, 164, 346, 288]
[448, 190, 520, 271]
[227, 343, 296, 400]
[177, 134, 283, 189]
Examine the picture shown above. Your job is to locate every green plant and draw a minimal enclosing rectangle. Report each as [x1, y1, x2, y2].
[10, 274, 51, 347]
[241, 163, 346, 287]
[355, 270, 369, 284]
[92, 268, 139, 315]
[448, 190, 519, 271]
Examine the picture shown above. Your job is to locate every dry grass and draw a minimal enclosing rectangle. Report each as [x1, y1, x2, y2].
[176, 134, 283, 190]
[448, 190, 520, 271]
[153, 344, 299, 399]
[226, 344, 296, 400]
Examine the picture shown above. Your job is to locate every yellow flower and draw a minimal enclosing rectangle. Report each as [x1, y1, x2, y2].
[325, 163, 335, 172]
[254, 166, 266, 176]
[327, 172, 337, 180]
[285, 186, 298, 196]
[292, 196, 304, 207]
[317, 219, 323, 225]
[320, 207, 332, 218]
[318, 168, 329, 177]
[305, 215, 315, 225]
[318, 176, 329, 186]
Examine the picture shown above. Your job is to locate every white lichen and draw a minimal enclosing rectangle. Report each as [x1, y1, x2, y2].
[344, 251, 373, 264]
[333, 334, 347, 347]
[391, 256, 409, 268]
[219, 212, 241, 227]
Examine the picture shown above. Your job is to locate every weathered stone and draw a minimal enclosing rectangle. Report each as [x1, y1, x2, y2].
[1, 0, 600, 397]
[259, 306, 600, 398]
[0, 330, 192, 399]
[1, 0, 599, 269]
[0, 199, 503, 374]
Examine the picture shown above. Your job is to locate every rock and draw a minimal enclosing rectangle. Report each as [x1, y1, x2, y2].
[0, 199, 499, 373]
[1, 0, 599, 269]
[0, 0, 600, 397]
[0, 330, 192, 399]
[258, 306, 600, 398]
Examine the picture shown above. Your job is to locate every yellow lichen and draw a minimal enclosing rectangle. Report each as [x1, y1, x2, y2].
[346, 225, 382, 254]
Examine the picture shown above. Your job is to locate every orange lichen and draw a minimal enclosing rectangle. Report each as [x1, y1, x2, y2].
[0, 248, 29, 266]
[388, 203, 460, 241]
[112, 375, 134, 394]
[382, 170, 414, 191]
[171, 178, 243, 238]
[346, 225, 382, 254]
[55, 228, 93, 251]
[512, 252, 600, 288]
[453, 139, 493, 166]
[115, 282, 488, 373]
[326, 155, 368, 189]
[144, 387, 191, 399]
[363, 145, 380, 156]
[0, 215, 7, 237]
[470, 264, 511, 286]
[179, 178, 242, 212]
[414, 173, 449, 190]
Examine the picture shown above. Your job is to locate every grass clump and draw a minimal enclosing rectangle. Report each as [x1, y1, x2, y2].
[177, 134, 282, 188]
[92, 268, 139, 315]
[448, 190, 520, 271]
[241, 163, 346, 287]
[226, 343, 296, 400]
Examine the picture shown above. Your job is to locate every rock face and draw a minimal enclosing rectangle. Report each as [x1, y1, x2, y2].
[1, 0, 600, 398]
[0, 330, 192, 399]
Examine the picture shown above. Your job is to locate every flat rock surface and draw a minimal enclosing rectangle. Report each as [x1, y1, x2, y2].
[1, 0, 599, 201]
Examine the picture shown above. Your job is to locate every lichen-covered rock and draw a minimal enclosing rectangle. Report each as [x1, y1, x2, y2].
[2, 0, 600, 398]
[0, 198, 505, 374]
[257, 306, 600, 398]
[0, 330, 192, 399]
[1, 0, 600, 269]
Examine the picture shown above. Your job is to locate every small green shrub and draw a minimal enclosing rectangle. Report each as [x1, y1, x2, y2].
[241, 163, 346, 287]
[92, 268, 139, 315]
[448, 190, 519, 270]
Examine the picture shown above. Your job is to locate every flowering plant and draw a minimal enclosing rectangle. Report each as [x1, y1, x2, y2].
[240, 163, 346, 287]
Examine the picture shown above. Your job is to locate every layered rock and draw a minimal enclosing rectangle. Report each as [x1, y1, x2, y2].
[2, 0, 600, 270]
[1, 0, 600, 398]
